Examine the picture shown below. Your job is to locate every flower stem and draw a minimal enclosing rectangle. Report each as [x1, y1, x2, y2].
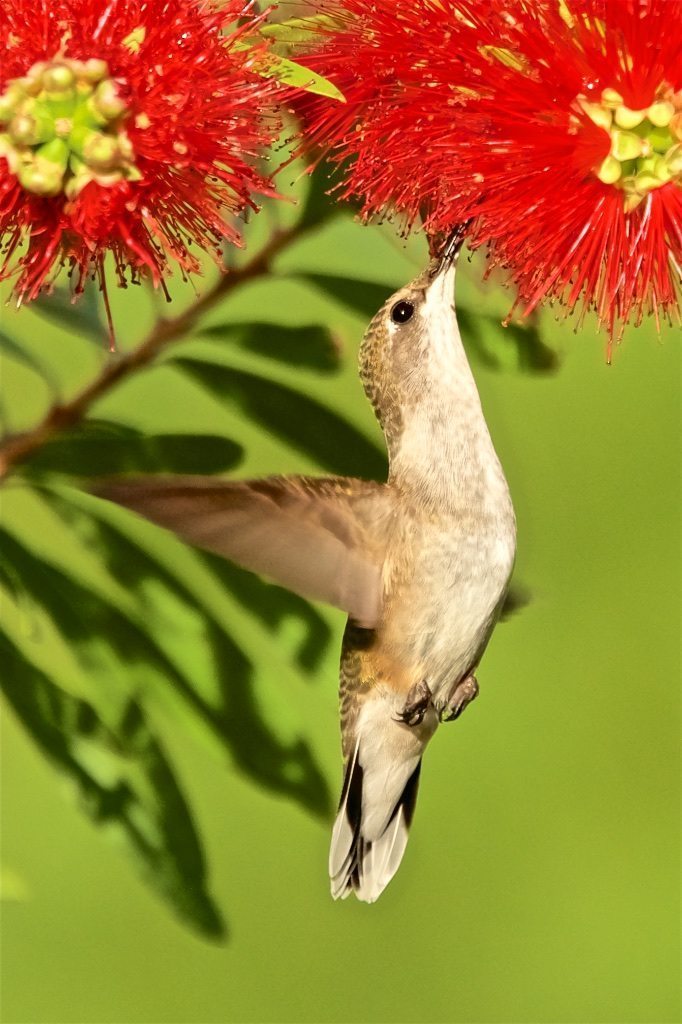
[0, 223, 304, 481]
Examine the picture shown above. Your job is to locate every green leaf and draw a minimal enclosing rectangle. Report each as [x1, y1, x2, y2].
[197, 322, 341, 373]
[0, 329, 60, 393]
[174, 357, 386, 478]
[458, 308, 559, 374]
[248, 50, 345, 102]
[27, 284, 105, 341]
[296, 274, 392, 318]
[296, 165, 343, 231]
[297, 270, 558, 374]
[25, 419, 244, 477]
[0, 486, 332, 820]
[0, 636, 225, 939]
[260, 14, 341, 48]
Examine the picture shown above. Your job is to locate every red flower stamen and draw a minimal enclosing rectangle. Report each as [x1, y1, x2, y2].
[300, 0, 682, 339]
[0, 0, 284, 306]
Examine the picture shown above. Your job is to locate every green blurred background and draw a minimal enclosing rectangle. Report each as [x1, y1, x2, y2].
[0, 182, 679, 1024]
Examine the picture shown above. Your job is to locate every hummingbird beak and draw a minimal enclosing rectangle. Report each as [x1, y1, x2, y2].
[423, 224, 468, 305]
[435, 222, 469, 274]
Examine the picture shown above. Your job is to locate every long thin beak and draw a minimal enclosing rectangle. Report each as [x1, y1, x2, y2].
[437, 223, 469, 272]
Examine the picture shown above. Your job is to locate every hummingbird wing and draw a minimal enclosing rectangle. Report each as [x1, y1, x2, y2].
[93, 475, 396, 628]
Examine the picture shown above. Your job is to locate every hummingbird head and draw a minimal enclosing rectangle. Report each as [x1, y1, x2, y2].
[359, 226, 467, 448]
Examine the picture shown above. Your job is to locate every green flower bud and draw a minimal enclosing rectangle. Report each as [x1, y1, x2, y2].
[614, 106, 646, 130]
[93, 81, 126, 120]
[647, 101, 674, 128]
[601, 88, 624, 109]
[18, 160, 64, 196]
[9, 114, 40, 146]
[597, 155, 622, 184]
[36, 137, 70, 170]
[83, 131, 120, 169]
[42, 64, 76, 92]
[611, 130, 645, 161]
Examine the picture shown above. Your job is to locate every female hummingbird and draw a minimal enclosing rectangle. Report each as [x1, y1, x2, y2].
[97, 230, 516, 902]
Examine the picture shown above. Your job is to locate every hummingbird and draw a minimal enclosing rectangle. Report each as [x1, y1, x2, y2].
[95, 228, 516, 902]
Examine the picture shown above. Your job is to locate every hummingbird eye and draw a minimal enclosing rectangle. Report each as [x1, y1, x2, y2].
[390, 300, 414, 325]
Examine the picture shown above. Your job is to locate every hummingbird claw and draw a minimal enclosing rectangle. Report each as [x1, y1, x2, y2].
[438, 674, 479, 723]
[396, 679, 432, 727]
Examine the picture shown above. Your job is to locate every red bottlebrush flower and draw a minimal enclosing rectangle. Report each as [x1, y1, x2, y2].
[301, 0, 682, 337]
[0, 0, 284, 309]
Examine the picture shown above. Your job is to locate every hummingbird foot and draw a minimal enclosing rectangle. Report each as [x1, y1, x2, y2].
[396, 680, 432, 727]
[438, 674, 479, 723]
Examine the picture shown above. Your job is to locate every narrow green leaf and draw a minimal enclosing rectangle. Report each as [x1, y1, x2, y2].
[458, 307, 559, 374]
[260, 14, 341, 48]
[0, 329, 60, 392]
[298, 274, 558, 373]
[174, 357, 386, 478]
[296, 274, 392, 318]
[37, 482, 334, 818]
[27, 285, 104, 341]
[197, 322, 341, 373]
[297, 165, 341, 230]
[25, 419, 244, 477]
[0, 637, 225, 939]
[249, 50, 345, 102]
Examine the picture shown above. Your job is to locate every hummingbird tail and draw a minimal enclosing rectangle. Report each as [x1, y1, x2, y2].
[329, 740, 422, 903]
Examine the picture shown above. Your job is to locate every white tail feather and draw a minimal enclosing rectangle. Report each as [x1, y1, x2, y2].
[329, 738, 423, 903]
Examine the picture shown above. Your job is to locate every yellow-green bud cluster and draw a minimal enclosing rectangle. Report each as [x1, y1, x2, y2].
[0, 57, 141, 199]
[579, 85, 682, 211]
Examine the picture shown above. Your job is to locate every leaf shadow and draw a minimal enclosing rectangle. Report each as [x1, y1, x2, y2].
[174, 358, 387, 479]
[25, 419, 244, 477]
[296, 273, 391, 319]
[43, 494, 334, 820]
[203, 553, 333, 676]
[0, 617, 225, 940]
[198, 322, 342, 373]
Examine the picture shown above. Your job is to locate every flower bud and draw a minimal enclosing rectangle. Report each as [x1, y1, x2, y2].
[42, 64, 76, 92]
[597, 155, 621, 184]
[614, 106, 646, 130]
[83, 132, 120, 169]
[93, 81, 126, 120]
[647, 101, 674, 128]
[18, 160, 64, 196]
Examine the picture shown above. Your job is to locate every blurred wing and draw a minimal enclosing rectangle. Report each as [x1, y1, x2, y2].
[94, 475, 395, 628]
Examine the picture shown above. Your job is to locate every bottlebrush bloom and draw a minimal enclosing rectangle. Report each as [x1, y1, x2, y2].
[0, 0, 285, 310]
[300, 0, 682, 337]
